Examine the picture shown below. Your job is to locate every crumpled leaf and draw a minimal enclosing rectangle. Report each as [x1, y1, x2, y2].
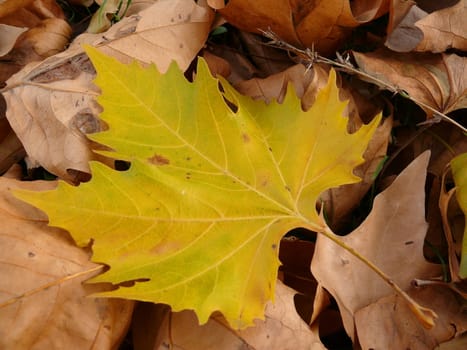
[386, 1, 467, 53]
[0, 0, 65, 28]
[3, 0, 214, 182]
[311, 151, 441, 341]
[139, 281, 325, 350]
[353, 49, 467, 115]
[0, 0, 70, 84]
[3, 45, 103, 183]
[0, 177, 134, 349]
[0, 24, 27, 56]
[219, 0, 389, 55]
[451, 152, 467, 278]
[16, 47, 380, 328]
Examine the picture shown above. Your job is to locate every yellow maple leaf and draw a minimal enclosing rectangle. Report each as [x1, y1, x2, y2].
[16, 47, 381, 328]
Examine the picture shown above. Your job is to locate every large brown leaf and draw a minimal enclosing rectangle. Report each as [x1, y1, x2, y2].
[219, 0, 390, 55]
[311, 151, 441, 342]
[353, 49, 467, 115]
[0, 177, 134, 349]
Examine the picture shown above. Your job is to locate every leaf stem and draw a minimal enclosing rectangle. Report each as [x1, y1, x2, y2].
[317, 224, 437, 329]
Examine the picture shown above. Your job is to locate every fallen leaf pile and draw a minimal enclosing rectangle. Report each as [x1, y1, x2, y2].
[0, 0, 466, 349]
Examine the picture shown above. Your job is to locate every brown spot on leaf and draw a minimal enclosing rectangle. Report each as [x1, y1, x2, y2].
[148, 154, 170, 165]
[242, 133, 250, 143]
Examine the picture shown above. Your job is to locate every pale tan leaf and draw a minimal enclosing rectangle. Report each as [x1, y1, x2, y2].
[0, 178, 134, 349]
[3, 45, 103, 182]
[3, 0, 213, 182]
[355, 286, 467, 349]
[311, 151, 441, 341]
[92, 0, 214, 72]
[0, 24, 27, 56]
[144, 281, 325, 350]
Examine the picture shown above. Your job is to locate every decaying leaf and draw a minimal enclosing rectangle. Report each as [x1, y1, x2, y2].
[89, 0, 214, 72]
[353, 49, 467, 115]
[3, 46, 103, 183]
[355, 286, 467, 349]
[16, 47, 380, 328]
[140, 281, 325, 350]
[0, 24, 27, 56]
[0, 178, 134, 349]
[452, 153, 467, 278]
[0, 0, 70, 84]
[311, 151, 441, 341]
[386, 1, 467, 53]
[2, 0, 214, 182]
[414, 0, 467, 53]
[219, 0, 390, 55]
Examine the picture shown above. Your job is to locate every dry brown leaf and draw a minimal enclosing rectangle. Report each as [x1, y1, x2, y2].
[0, 24, 27, 56]
[0, 178, 134, 349]
[0, 0, 35, 19]
[385, 3, 427, 52]
[3, 46, 103, 182]
[137, 280, 325, 350]
[0, 0, 64, 28]
[0, 1, 69, 84]
[2, 0, 214, 181]
[220, 0, 390, 55]
[92, 0, 214, 73]
[235, 64, 318, 105]
[355, 286, 467, 349]
[0, 116, 25, 174]
[414, 0, 467, 53]
[386, 0, 416, 35]
[311, 151, 442, 341]
[202, 50, 232, 78]
[234, 63, 331, 112]
[0, 19, 72, 85]
[353, 49, 467, 115]
[206, 31, 292, 85]
[386, 1, 467, 53]
[322, 116, 392, 231]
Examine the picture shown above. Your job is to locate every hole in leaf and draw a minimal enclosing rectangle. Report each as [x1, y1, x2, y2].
[119, 278, 150, 288]
[115, 160, 131, 171]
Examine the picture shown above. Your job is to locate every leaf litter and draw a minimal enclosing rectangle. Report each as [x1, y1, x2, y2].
[0, 0, 466, 349]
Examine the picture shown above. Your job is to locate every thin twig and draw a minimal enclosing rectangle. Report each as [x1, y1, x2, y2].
[260, 29, 466, 134]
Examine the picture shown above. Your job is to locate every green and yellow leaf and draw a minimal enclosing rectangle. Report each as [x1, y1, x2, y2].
[15, 47, 381, 328]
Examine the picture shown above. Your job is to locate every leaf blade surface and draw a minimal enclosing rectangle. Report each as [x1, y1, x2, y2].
[16, 47, 380, 328]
